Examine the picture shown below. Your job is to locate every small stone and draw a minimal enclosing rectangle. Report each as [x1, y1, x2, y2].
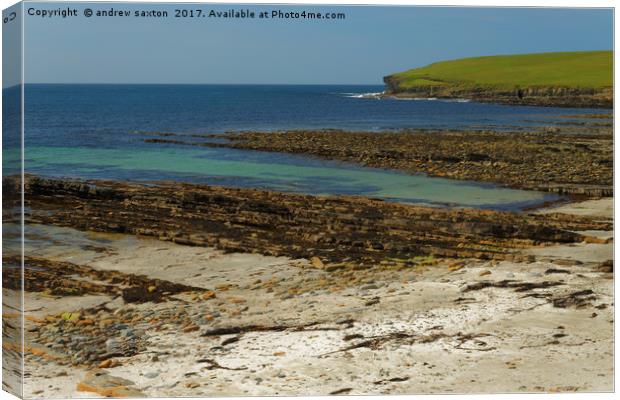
[202, 291, 217, 300]
[98, 359, 120, 369]
[183, 325, 200, 333]
[120, 329, 135, 338]
[105, 339, 121, 353]
[76, 370, 144, 397]
[310, 256, 325, 269]
[361, 284, 379, 290]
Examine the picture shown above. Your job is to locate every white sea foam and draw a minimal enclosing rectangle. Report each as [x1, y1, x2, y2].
[442, 98, 471, 103]
[390, 96, 470, 103]
[340, 92, 384, 99]
[338, 92, 471, 102]
[396, 97, 439, 101]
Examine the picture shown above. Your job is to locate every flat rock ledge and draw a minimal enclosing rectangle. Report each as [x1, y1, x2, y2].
[139, 127, 612, 197]
[4, 175, 610, 268]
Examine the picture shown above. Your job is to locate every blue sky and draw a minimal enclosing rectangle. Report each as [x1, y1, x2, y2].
[17, 3, 615, 85]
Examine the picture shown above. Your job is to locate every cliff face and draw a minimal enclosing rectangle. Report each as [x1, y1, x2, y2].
[383, 75, 400, 94]
[383, 75, 612, 108]
[383, 51, 613, 108]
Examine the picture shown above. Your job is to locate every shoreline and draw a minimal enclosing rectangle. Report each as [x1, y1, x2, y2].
[139, 125, 612, 198]
[5, 194, 613, 397]
[381, 51, 613, 109]
[379, 91, 613, 109]
[3, 119, 614, 397]
[5, 175, 611, 265]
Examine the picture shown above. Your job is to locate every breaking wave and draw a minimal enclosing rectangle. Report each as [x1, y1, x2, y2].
[339, 92, 384, 99]
[339, 92, 471, 103]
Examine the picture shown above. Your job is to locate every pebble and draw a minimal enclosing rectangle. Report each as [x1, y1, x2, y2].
[105, 339, 121, 353]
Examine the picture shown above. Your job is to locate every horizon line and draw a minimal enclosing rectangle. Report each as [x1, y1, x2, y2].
[5, 82, 385, 88]
[28, 82, 385, 86]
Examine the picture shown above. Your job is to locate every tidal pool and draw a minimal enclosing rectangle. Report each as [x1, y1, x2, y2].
[9, 144, 561, 210]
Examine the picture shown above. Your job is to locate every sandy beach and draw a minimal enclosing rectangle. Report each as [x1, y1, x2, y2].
[2, 117, 614, 397]
[2, 8, 614, 398]
[2, 194, 612, 397]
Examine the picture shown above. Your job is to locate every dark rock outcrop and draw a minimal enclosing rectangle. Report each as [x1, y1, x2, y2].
[383, 75, 612, 108]
[5, 175, 610, 267]
[208, 129, 612, 197]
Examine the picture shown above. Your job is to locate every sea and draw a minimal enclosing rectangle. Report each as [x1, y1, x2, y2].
[3, 84, 609, 210]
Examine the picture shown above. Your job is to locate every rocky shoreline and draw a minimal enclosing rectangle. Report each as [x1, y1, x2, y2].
[141, 124, 612, 197]
[4, 175, 611, 267]
[2, 170, 614, 396]
[382, 76, 613, 108]
[3, 120, 615, 397]
[5, 195, 613, 397]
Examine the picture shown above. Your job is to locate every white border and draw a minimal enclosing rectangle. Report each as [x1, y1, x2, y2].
[0, 1, 616, 400]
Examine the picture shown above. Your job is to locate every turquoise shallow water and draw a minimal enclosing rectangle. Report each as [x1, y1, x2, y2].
[14, 144, 558, 210]
[3, 84, 587, 210]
